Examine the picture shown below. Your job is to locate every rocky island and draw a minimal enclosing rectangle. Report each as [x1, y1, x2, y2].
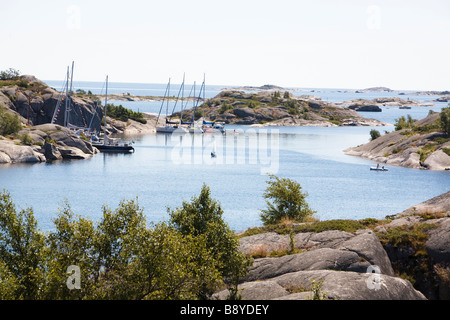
[345, 112, 450, 170]
[172, 90, 387, 127]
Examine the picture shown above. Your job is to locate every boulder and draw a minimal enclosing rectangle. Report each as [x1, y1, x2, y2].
[244, 248, 369, 282]
[215, 270, 426, 300]
[233, 107, 256, 119]
[273, 270, 426, 300]
[59, 146, 90, 160]
[0, 139, 45, 163]
[43, 142, 62, 161]
[424, 150, 450, 171]
[239, 232, 290, 256]
[426, 218, 450, 263]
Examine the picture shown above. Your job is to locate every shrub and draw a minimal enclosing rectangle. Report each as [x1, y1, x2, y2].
[440, 106, 450, 135]
[0, 68, 20, 81]
[18, 133, 33, 145]
[0, 107, 22, 136]
[260, 174, 315, 225]
[106, 103, 147, 124]
[394, 115, 416, 131]
[370, 129, 381, 140]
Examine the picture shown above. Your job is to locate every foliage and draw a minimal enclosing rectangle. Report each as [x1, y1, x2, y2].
[418, 143, 437, 162]
[0, 190, 46, 299]
[169, 184, 251, 299]
[18, 133, 34, 145]
[440, 106, 450, 135]
[0, 68, 20, 81]
[260, 175, 315, 225]
[370, 129, 381, 141]
[0, 189, 246, 300]
[394, 115, 416, 131]
[0, 106, 22, 136]
[240, 217, 385, 237]
[442, 148, 450, 157]
[106, 103, 147, 124]
[308, 279, 328, 300]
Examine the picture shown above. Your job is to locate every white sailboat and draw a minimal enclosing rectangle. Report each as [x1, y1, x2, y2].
[93, 75, 134, 153]
[156, 76, 189, 133]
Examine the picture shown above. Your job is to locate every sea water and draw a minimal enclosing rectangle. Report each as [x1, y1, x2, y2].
[0, 81, 448, 232]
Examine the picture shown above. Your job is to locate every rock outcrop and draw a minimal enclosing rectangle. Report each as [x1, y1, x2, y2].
[215, 229, 425, 300]
[345, 113, 450, 170]
[214, 192, 450, 300]
[0, 124, 98, 163]
[172, 90, 387, 127]
[0, 75, 102, 130]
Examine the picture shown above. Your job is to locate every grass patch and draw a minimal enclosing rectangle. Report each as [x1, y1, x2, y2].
[240, 218, 387, 237]
[377, 223, 436, 248]
[418, 143, 437, 162]
[442, 148, 450, 157]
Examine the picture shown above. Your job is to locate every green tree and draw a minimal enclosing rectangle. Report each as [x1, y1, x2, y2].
[0, 190, 46, 299]
[44, 202, 98, 299]
[370, 129, 381, 141]
[394, 114, 416, 131]
[260, 175, 315, 225]
[0, 68, 20, 80]
[0, 106, 22, 136]
[169, 184, 251, 299]
[440, 106, 450, 135]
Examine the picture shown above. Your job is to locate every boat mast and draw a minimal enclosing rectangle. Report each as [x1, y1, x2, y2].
[64, 66, 70, 127]
[202, 73, 205, 119]
[64, 61, 74, 128]
[103, 75, 108, 146]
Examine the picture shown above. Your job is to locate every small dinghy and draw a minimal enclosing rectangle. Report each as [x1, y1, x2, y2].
[370, 167, 388, 171]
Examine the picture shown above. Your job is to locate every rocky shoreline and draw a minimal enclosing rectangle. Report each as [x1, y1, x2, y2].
[213, 191, 450, 300]
[344, 113, 450, 171]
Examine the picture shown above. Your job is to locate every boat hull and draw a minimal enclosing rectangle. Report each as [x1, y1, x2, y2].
[370, 167, 388, 171]
[94, 144, 135, 153]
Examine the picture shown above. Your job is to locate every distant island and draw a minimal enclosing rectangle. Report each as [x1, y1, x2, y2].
[355, 86, 393, 93]
[219, 84, 288, 92]
[171, 90, 387, 127]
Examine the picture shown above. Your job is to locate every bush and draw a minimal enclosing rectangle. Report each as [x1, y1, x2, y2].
[106, 103, 147, 124]
[370, 129, 381, 140]
[18, 133, 33, 145]
[0, 107, 22, 136]
[260, 174, 315, 225]
[440, 107, 450, 135]
[169, 184, 251, 299]
[0, 68, 20, 81]
[394, 115, 416, 131]
[0, 190, 238, 300]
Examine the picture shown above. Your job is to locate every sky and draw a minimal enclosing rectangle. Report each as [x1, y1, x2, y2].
[1, 0, 449, 90]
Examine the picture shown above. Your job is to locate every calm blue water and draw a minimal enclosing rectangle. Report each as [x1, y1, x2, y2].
[1, 82, 449, 232]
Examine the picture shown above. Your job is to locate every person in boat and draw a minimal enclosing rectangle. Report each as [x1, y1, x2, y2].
[376, 163, 380, 169]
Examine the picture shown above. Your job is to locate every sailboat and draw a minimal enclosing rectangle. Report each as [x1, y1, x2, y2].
[51, 61, 102, 136]
[187, 79, 204, 134]
[200, 75, 224, 134]
[93, 76, 134, 153]
[156, 76, 188, 133]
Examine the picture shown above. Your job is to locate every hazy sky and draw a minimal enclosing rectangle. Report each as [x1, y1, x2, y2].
[1, 0, 449, 90]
